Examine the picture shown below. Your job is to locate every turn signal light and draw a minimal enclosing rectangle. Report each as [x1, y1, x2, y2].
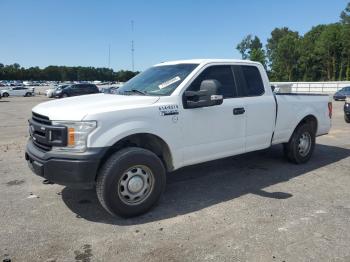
[68, 127, 75, 146]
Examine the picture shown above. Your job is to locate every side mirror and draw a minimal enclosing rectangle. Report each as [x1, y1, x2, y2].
[271, 85, 276, 92]
[184, 79, 223, 108]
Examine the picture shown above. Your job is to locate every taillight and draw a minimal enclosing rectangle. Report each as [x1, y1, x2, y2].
[328, 102, 332, 119]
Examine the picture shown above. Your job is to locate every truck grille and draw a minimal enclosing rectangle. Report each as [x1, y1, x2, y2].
[32, 112, 51, 125]
[29, 112, 67, 151]
[30, 112, 52, 151]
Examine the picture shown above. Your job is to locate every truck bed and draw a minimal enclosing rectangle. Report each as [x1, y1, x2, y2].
[272, 93, 331, 144]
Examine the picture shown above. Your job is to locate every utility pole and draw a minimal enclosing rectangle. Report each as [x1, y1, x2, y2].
[108, 44, 111, 69]
[131, 20, 135, 71]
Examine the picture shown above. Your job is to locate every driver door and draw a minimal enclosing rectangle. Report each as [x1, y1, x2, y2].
[179, 65, 246, 166]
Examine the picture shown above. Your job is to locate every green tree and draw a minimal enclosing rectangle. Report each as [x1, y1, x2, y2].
[236, 35, 266, 68]
[298, 25, 326, 81]
[273, 34, 301, 81]
[236, 34, 252, 59]
[340, 2, 350, 24]
[266, 27, 299, 67]
[340, 24, 350, 80]
[0, 64, 139, 82]
[315, 23, 342, 80]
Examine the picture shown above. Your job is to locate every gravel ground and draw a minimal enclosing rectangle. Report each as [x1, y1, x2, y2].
[0, 96, 349, 262]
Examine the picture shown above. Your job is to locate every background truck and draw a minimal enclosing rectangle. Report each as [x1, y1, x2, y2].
[25, 59, 332, 217]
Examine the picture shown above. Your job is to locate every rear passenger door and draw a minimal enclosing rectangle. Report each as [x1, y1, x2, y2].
[72, 85, 83, 96]
[11, 87, 24, 96]
[87, 85, 98, 94]
[232, 65, 276, 152]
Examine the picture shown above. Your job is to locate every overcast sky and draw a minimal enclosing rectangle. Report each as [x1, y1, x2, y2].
[1, 0, 348, 71]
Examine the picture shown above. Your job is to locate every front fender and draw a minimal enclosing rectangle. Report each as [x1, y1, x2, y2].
[90, 119, 164, 147]
[86, 111, 184, 169]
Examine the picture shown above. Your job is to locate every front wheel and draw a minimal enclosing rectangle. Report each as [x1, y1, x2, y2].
[283, 123, 316, 164]
[2, 93, 9, 97]
[61, 93, 68, 98]
[345, 114, 350, 123]
[96, 147, 166, 217]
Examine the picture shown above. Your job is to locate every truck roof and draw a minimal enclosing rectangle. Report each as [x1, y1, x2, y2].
[155, 59, 261, 66]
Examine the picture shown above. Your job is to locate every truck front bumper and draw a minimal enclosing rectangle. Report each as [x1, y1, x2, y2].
[25, 139, 107, 188]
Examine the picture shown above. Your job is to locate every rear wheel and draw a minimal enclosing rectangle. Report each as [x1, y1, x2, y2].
[96, 147, 166, 217]
[25, 92, 32, 97]
[283, 123, 316, 164]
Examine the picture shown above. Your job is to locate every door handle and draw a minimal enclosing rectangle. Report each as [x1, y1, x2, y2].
[233, 107, 245, 115]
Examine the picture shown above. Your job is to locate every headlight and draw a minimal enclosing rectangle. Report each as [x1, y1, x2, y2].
[51, 121, 97, 152]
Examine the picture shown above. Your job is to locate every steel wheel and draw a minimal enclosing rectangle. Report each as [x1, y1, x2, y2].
[298, 132, 311, 157]
[118, 165, 154, 205]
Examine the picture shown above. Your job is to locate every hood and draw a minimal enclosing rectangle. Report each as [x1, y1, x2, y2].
[32, 93, 160, 120]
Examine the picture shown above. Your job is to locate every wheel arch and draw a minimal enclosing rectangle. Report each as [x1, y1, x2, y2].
[97, 133, 174, 177]
[290, 114, 318, 141]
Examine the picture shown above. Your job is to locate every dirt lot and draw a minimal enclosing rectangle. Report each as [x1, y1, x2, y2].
[0, 96, 349, 262]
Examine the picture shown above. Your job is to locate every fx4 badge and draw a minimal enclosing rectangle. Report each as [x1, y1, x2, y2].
[159, 105, 179, 116]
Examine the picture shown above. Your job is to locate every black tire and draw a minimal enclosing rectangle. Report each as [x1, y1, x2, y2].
[345, 114, 350, 123]
[2, 93, 9, 97]
[25, 92, 32, 97]
[283, 123, 316, 164]
[61, 93, 68, 98]
[96, 147, 166, 217]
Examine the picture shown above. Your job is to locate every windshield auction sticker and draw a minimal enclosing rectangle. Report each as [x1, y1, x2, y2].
[158, 76, 181, 89]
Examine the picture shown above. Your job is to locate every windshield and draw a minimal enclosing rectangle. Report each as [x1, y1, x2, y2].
[117, 64, 198, 96]
[57, 85, 68, 90]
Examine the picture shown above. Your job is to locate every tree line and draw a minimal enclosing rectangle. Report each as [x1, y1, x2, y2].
[0, 63, 139, 82]
[237, 2, 350, 82]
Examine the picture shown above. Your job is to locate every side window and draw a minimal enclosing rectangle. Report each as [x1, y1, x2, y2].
[187, 65, 236, 99]
[240, 65, 265, 96]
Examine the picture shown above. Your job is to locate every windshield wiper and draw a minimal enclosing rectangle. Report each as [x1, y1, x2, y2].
[123, 89, 147, 96]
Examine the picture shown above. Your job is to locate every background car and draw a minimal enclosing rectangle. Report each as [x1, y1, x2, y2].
[100, 86, 119, 94]
[344, 98, 350, 123]
[0, 87, 35, 97]
[333, 86, 350, 101]
[46, 85, 68, 98]
[54, 83, 99, 98]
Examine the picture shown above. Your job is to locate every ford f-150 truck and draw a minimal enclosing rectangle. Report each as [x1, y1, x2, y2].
[25, 59, 332, 217]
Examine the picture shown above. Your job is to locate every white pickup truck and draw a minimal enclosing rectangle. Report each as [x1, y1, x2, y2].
[25, 59, 332, 217]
